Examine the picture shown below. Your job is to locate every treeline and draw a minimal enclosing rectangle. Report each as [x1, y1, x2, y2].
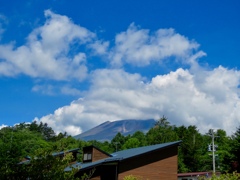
[0, 117, 240, 178]
[0, 121, 87, 179]
[93, 116, 240, 173]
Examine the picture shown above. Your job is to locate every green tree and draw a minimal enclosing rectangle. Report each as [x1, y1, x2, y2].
[229, 126, 240, 172]
[122, 138, 140, 149]
[213, 129, 232, 172]
[131, 131, 147, 147]
[15, 148, 79, 180]
[154, 115, 170, 127]
[88, 140, 114, 153]
[53, 136, 80, 151]
[111, 132, 129, 151]
[175, 125, 208, 172]
[146, 116, 178, 145]
[0, 124, 82, 179]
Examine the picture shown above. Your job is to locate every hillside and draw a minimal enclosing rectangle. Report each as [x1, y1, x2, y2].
[74, 119, 156, 141]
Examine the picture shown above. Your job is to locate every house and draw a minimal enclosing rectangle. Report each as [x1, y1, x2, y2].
[65, 141, 181, 180]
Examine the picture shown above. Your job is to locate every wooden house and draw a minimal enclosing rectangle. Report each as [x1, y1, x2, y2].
[65, 141, 181, 180]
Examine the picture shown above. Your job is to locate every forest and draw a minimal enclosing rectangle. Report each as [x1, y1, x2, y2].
[0, 116, 240, 179]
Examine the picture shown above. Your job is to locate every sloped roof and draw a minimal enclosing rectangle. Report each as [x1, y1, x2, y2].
[19, 148, 80, 165]
[111, 141, 181, 160]
[52, 148, 80, 157]
[65, 141, 181, 171]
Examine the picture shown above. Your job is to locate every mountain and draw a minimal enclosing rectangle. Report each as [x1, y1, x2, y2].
[74, 119, 156, 141]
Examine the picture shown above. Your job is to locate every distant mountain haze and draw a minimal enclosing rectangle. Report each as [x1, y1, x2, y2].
[74, 119, 156, 141]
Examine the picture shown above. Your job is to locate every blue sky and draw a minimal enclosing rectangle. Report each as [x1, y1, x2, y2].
[0, 0, 239, 135]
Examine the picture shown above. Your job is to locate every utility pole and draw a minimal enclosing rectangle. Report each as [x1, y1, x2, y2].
[114, 142, 120, 152]
[208, 129, 218, 173]
[211, 129, 216, 173]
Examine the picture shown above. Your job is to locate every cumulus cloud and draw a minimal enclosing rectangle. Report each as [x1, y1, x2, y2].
[36, 67, 240, 136]
[88, 40, 109, 55]
[0, 10, 95, 80]
[109, 23, 202, 67]
[1, 11, 239, 136]
[34, 100, 85, 135]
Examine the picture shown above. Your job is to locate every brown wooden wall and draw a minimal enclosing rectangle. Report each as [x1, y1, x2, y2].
[91, 177, 100, 180]
[92, 148, 110, 162]
[118, 146, 178, 180]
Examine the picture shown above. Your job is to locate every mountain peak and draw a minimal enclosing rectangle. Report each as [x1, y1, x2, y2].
[74, 119, 155, 141]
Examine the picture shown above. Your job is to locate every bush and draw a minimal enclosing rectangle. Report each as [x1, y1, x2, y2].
[123, 175, 143, 180]
[199, 172, 240, 180]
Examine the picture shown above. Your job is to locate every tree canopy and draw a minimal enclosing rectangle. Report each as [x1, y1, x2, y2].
[1, 117, 240, 178]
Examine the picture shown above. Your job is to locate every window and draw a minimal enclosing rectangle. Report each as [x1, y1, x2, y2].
[83, 153, 92, 161]
[87, 153, 92, 160]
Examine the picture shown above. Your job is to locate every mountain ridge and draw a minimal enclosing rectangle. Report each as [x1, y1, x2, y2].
[74, 119, 156, 141]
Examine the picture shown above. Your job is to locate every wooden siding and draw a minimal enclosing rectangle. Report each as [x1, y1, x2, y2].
[91, 177, 100, 180]
[92, 148, 110, 162]
[118, 146, 178, 180]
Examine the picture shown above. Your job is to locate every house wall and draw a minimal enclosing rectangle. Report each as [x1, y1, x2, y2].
[90, 177, 100, 180]
[118, 146, 178, 180]
[92, 148, 110, 162]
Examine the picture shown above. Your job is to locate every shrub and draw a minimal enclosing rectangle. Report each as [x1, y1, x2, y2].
[123, 175, 143, 180]
[198, 172, 240, 180]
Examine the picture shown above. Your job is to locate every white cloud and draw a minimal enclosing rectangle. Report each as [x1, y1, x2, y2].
[36, 67, 240, 136]
[0, 124, 8, 129]
[88, 40, 109, 55]
[0, 10, 93, 80]
[0, 11, 202, 80]
[34, 100, 85, 135]
[0, 14, 7, 40]
[32, 84, 56, 95]
[60, 86, 82, 96]
[32, 84, 82, 96]
[1, 11, 239, 137]
[109, 23, 202, 67]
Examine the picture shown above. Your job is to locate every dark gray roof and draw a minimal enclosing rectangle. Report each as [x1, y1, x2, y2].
[52, 148, 80, 157]
[110, 141, 181, 159]
[18, 148, 80, 165]
[65, 141, 181, 172]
